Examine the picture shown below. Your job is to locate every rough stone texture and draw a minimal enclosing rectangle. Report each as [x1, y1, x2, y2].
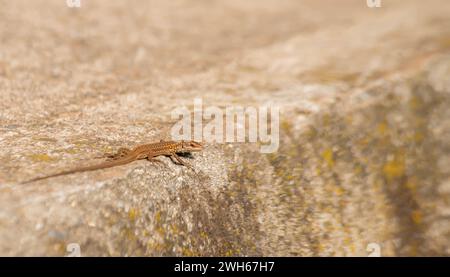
[0, 0, 449, 256]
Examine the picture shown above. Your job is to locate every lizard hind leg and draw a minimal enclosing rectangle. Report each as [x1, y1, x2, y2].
[105, 147, 131, 160]
[147, 157, 168, 169]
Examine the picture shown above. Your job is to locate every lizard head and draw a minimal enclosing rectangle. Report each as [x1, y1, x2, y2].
[180, 140, 203, 152]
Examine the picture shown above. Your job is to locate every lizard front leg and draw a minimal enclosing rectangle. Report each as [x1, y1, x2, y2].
[169, 153, 194, 170]
[146, 151, 168, 168]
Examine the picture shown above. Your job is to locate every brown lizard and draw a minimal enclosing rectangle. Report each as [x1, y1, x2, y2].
[21, 140, 203, 184]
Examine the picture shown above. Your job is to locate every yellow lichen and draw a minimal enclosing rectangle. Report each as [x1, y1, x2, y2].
[285, 175, 294, 181]
[322, 114, 331, 126]
[29, 154, 54, 162]
[377, 121, 388, 136]
[411, 210, 422, 225]
[170, 224, 180, 235]
[334, 186, 345, 196]
[122, 227, 136, 241]
[404, 176, 417, 194]
[64, 148, 79, 154]
[156, 226, 165, 236]
[225, 249, 234, 256]
[281, 120, 293, 133]
[383, 153, 405, 180]
[53, 242, 66, 255]
[155, 211, 161, 223]
[306, 126, 318, 139]
[147, 241, 164, 252]
[182, 248, 195, 256]
[200, 231, 208, 239]
[413, 131, 425, 143]
[317, 243, 325, 253]
[322, 148, 334, 167]
[344, 237, 352, 246]
[128, 208, 140, 221]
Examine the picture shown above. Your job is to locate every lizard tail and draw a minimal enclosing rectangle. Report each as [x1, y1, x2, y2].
[21, 155, 138, 184]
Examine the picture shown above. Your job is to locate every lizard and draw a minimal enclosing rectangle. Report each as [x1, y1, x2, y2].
[21, 140, 203, 184]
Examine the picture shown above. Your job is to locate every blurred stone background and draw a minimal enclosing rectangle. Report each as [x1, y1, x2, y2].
[0, 0, 449, 256]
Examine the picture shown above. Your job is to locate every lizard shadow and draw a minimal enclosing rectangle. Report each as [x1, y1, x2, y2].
[175, 152, 194, 159]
